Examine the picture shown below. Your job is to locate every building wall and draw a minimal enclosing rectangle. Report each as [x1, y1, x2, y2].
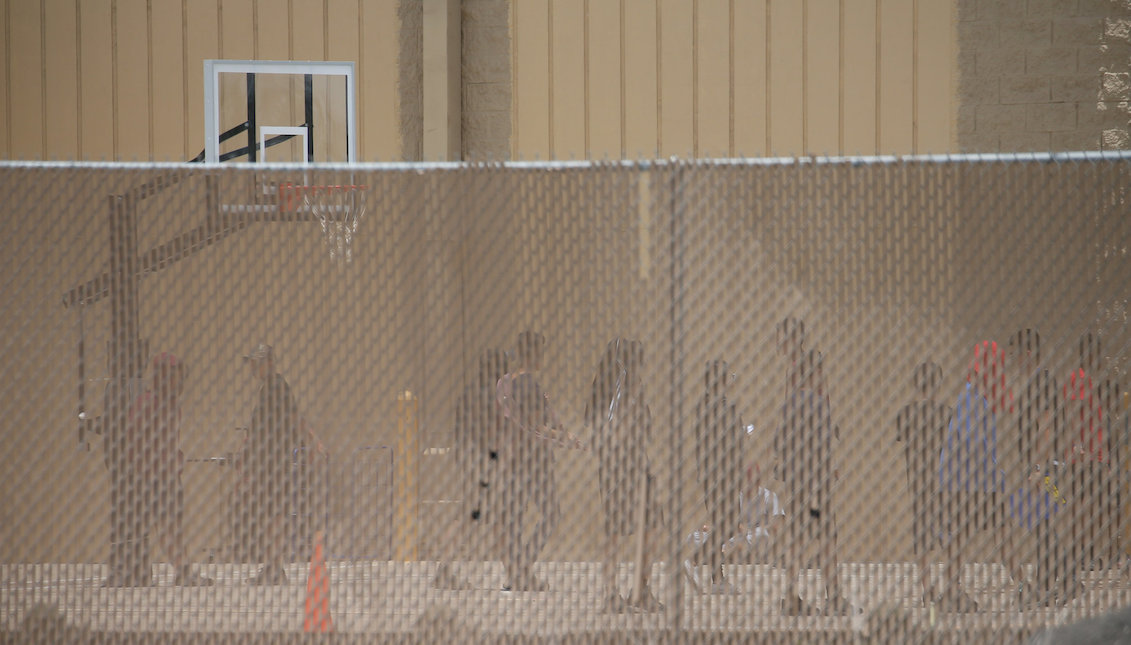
[957, 0, 1131, 151]
[509, 0, 957, 159]
[0, 0, 411, 161]
[12, 1, 1131, 162]
[2, 0, 964, 162]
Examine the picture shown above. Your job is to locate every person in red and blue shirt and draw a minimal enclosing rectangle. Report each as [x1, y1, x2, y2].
[939, 341, 1014, 610]
[126, 352, 212, 586]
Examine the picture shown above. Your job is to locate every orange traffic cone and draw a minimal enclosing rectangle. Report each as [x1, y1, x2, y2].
[304, 531, 333, 633]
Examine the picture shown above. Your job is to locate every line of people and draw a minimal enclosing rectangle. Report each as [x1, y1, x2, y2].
[104, 323, 1127, 617]
[102, 343, 325, 587]
[898, 329, 1126, 612]
[437, 325, 847, 615]
[440, 321, 1127, 618]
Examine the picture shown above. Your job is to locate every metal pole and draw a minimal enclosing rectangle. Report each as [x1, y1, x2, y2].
[667, 162, 687, 632]
[247, 73, 257, 162]
[106, 191, 148, 585]
[305, 74, 315, 162]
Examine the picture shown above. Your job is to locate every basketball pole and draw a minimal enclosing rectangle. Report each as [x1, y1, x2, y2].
[105, 190, 150, 585]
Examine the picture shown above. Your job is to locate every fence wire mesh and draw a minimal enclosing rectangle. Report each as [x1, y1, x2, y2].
[1, 156, 1130, 643]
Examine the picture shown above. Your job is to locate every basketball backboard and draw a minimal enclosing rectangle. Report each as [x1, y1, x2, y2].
[203, 60, 357, 164]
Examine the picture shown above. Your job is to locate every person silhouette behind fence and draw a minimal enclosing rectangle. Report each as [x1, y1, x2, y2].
[1007, 329, 1080, 608]
[940, 340, 1015, 612]
[587, 339, 664, 612]
[1063, 331, 1120, 573]
[693, 359, 746, 594]
[895, 361, 964, 609]
[683, 464, 785, 590]
[103, 374, 151, 587]
[237, 343, 325, 585]
[433, 348, 509, 590]
[126, 352, 213, 586]
[777, 316, 808, 398]
[775, 349, 849, 616]
[495, 331, 583, 591]
[1092, 355, 1124, 572]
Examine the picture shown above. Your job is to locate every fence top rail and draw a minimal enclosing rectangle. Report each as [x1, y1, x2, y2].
[2, 150, 1130, 174]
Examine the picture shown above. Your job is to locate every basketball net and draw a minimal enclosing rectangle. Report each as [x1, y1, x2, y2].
[303, 186, 367, 265]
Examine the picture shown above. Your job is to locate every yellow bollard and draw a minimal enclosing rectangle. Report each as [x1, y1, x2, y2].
[394, 390, 420, 561]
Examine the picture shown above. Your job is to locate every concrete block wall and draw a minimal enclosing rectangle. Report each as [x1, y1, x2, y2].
[461, 0, 511, 160]
[958, 0, 1131, 152]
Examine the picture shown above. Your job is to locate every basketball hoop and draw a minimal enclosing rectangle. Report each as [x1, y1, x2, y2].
[280, 184, 368, 264]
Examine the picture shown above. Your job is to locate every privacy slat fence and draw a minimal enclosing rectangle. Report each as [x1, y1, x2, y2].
[1, 154, 1129, 643]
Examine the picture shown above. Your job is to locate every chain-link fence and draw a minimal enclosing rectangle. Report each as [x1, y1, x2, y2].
[1, 155, 1130, 643]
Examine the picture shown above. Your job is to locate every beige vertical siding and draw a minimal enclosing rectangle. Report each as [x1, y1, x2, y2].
[2, 0, 405, 161]
[806, 0, 839, 154]
[769, 0, 803, 154]
[842, 0, 877, 154]
[622, 0, 657, 157]
[0, 0, 8, 156]
[44, 0, 78, 159]
[360, 2, 400, 159]
[116, 0, 149, 159]
[586, 0, 620, 157]
[513, 0, 551, 157]
[150, 1, 184, 158]
[512, 0, 957, 159]
[878, 0, 914, 153]
[659, 0, 693, 157]
[551, 0, 584, 158]
[9, 0, 45, 158]
[916, 0, 952, 154]
[732, 0, 766, 155]
[696, 0, 730, 157]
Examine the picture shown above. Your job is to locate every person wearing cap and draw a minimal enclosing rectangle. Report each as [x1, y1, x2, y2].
[126, 352, 212, 586]
[239, 343, 325, 585]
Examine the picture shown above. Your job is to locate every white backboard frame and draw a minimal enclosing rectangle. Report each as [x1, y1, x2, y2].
[203, 59, 358, 164]
[259, 126, 309, 164]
